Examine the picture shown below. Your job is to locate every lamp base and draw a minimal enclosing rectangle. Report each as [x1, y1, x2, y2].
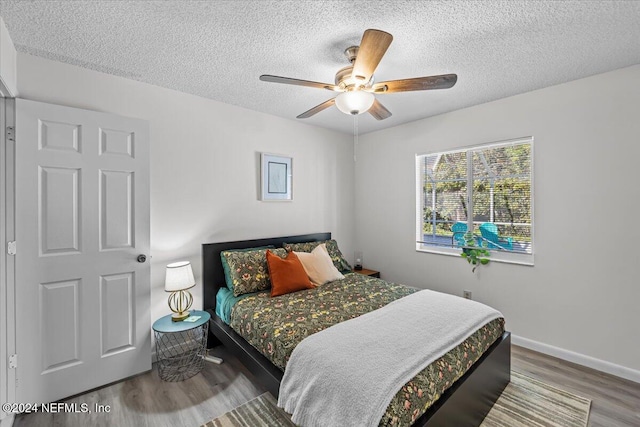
[171, 311, 190, 322]
[168, 289, 194, 322]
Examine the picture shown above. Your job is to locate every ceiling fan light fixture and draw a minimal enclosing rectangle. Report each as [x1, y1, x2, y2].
[259, 29, 455, 121]
[335, 91, 375, 115]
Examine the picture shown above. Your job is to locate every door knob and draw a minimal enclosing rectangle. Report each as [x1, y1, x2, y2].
[137, 254, 147, 263]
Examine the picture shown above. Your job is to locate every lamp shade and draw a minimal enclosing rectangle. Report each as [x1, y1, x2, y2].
[164, 261, 196, 292]
[335, 91, 375, 115]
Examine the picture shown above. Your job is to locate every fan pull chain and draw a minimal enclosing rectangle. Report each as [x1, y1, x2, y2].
[353, 115, 358, 162]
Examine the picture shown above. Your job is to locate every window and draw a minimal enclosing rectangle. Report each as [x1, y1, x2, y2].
[416, 138, 533, 262]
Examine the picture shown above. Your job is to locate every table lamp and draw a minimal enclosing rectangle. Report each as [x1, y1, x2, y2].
[165, 261, 196, 322]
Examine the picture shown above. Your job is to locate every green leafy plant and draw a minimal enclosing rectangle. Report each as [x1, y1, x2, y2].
[460, 232, 490, 272]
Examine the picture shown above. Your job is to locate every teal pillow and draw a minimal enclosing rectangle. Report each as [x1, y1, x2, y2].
[283, 239, 352, 273]
[220, 246, 287, 296]
[215, 287, 258, 324]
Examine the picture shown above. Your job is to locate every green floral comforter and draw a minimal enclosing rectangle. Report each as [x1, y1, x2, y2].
[229, 273, 505, 426]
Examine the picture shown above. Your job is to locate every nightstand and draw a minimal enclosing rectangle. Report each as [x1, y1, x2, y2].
[152, 310, 210, 381]
[352, 268, 380, 278]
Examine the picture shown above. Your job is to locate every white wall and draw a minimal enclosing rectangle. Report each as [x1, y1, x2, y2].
[355, 65, 640, 374]
[15, 50, 640, 380]
[17, 53, 354, 328]
[0, 17, 17, 96]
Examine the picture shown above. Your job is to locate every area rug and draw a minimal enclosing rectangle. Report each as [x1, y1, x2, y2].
[201, 371, 590, 427]
[202, 392, 296, 427]
[481, 371, 590, 427]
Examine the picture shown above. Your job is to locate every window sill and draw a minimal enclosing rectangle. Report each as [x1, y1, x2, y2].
[415, 244, 534, 266]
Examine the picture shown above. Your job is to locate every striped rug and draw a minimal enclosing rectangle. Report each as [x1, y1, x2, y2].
[482, 371, 590, 427]
[201, 371, 590, 427]
[201, 392, 296, 427]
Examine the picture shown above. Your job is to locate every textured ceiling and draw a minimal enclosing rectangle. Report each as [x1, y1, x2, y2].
[1, 1, 639, 135]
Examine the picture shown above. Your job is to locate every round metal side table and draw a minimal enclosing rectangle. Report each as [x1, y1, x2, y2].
[152, 310, 210, 382]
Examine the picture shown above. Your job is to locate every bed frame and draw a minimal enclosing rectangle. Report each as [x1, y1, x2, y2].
[202, 233, 511, 427]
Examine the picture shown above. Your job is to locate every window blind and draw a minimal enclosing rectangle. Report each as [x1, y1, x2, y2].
[418, 139, 532, 254]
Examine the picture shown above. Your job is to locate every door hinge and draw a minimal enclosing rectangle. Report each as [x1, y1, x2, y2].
[7, 241, 16, 255]
[8, 354, 17, 369]
[6, 126, 14, 142]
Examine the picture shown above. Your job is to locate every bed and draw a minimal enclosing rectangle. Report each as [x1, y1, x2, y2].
[203, 232, 511, 427]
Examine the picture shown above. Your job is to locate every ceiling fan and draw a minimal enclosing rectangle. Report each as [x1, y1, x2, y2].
[259, 29, 457, 121]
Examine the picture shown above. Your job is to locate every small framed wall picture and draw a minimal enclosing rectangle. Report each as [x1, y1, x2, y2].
[261, 153, 293, 201]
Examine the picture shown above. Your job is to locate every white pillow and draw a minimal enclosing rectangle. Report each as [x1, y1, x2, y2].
[294, 243, 345, 285]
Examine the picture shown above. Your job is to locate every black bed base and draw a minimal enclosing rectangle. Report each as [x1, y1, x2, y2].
[417, 331, 511, 426]
[208, 312, 510, 427]
[208, 314, 284, 397]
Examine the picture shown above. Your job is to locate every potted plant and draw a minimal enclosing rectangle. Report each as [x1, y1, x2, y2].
[460, 232, 490, 272]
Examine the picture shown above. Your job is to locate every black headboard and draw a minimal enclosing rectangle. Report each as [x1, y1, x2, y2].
[202, 232, 331, 314]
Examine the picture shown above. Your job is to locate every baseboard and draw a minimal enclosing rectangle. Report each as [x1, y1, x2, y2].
[1, 413, 15, 427]
[512, 334, 640, 384]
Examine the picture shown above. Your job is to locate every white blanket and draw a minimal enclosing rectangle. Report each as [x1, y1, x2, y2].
[277, 289, 502, 427]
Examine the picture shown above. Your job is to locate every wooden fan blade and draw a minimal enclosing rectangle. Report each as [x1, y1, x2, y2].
[260, 75, 339, 91]
[297, 98, 336, 119]
[372, 74, 457, 93]
[351, 29, 393, 84]
[368, 99, 392, 120]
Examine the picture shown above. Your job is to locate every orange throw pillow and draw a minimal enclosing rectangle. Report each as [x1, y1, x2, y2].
[266, 249, 315, 297]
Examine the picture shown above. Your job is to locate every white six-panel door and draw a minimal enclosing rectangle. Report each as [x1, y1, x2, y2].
[15, 99, 150, 403]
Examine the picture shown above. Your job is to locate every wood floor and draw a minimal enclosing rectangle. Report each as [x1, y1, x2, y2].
[13, 345, 640, 427]
[511, 346, 640, 427]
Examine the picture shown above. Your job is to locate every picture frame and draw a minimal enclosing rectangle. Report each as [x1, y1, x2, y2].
[260, 153, 293, 201]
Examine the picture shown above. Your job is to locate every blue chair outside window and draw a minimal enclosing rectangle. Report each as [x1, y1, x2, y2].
[479, 222, 513, 250]
[451, 222, 467, 247]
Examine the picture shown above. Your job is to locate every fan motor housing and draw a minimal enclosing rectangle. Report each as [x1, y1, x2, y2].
[335, 45, 376, 90]
[334, 66, 353, 87]
[335, 66, 374, 89]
